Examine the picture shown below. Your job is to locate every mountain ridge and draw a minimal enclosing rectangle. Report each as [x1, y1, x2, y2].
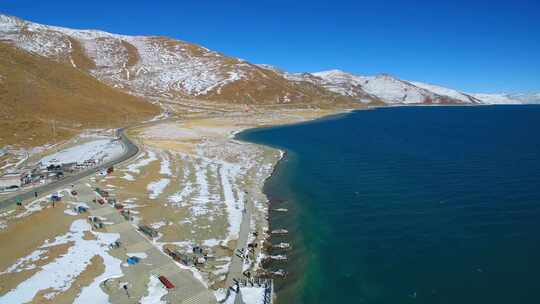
[0, 13, 536, 116]
[0, 14, 352, 106]
[285, 68, 536, 105]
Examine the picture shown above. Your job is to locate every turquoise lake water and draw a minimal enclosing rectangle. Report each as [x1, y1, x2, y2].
[238, 105, 540, 304]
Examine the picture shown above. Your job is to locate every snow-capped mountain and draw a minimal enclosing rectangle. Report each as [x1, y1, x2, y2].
[288, 69, 538, 105]
[471, 93, 540, 104]
[1, 14, 536, 107]
[409, 81, 481, 103]
[509, 93, 540, 104]
[0, 14, 346, 105]
[284, 70, 378, 103]
[289, 69, 481, 104]
[470, 93, 523, 104]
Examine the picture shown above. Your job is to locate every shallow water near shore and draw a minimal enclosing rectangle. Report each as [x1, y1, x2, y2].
[238, 105, 540, 304]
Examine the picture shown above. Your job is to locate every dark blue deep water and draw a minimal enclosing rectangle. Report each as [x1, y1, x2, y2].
[238, 106, 540, 304]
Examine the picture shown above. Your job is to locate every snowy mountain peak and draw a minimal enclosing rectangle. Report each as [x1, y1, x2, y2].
[256, 64, 284, 73]
[307, 70, 533, 105]
[374, 73, 397, 80]
[0, 14, 347, 105]
[0, 14, 535, 106]
[505, 92, 540, 104]
[313, 69, 350, 77]
[470, 93, 540, 105]
[308, 70, 462, 104]
[410, 81, 481, 104]
[0, 14, 22, 26]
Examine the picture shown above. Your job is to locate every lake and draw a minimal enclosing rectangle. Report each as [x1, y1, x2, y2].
[238, 105, 540, 304]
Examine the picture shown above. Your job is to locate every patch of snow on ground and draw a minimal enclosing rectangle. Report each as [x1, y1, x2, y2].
[147, 178, 170, 199]
[121, 173, 135, 181]
[127, 252, 148, 259]
[150, 221, 167, 230]
[64, 209, 78, 216]
[159, 152, 172, 176]
[39, 139, 124, 167]
[126, 150, 157, 174]
[168, 183, 192, 206]
[0, 219, 122, 303]
[168, 155, 193, 207]
[219, 162, 244, 241]
[215, 289, 230, 303]
[140, 275, 167, 304]
[202, 239, 221, 247]
[240, 287, 266, 304]
[0, 249, 47, 274]
[191, 161, 211, 216]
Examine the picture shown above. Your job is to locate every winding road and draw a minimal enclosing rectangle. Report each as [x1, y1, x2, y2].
[0, 128, 139, 210]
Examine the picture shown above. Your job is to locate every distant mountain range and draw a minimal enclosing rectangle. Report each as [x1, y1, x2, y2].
[470, 92, 540, 104]
[0, 14, 538, 146]
[284, 69, 539, 105]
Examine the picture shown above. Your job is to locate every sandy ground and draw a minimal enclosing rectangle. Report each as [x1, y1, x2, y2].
[0, 106, 352, 303]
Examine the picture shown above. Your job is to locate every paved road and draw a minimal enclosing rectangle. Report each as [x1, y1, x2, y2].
[224, 197, 254, 304]
[0, 129, 139, 210]
[226, 202, 252, 287]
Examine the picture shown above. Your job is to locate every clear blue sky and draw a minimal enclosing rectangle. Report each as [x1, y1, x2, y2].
[1, 0, 539, 93]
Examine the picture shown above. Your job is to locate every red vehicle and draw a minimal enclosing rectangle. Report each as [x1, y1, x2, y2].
[158, 275, 175, 289]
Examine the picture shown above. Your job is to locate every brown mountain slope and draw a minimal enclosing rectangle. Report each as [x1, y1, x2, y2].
[0, 14, 357, 106]
[0, 42, 159, 147]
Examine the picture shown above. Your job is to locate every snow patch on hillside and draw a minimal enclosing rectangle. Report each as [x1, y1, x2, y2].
[313, 70, 435, 104]
[39, 139, 124, 167]
[0, 14, 252, 98]
[410, 81, 478, 103]
[470, 93, 523, 104]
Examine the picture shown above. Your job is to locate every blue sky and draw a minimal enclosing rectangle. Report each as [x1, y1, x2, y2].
[1, 0, 539, 93]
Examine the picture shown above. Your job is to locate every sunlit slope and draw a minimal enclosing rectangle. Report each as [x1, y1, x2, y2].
[0, 42, 159, 147]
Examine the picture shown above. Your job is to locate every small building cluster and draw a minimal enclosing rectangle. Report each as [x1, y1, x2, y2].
[0, 163, 114, 193]
[164, 245, 215, 268]
[0, 166, 61, 192]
